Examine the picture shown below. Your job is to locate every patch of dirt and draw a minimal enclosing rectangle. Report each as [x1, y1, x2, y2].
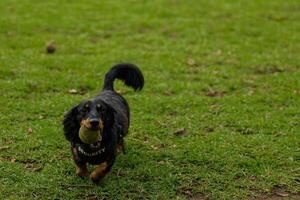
[168, 111, 178, 116]
[19, 159, 43, 172]
[255, 66, 284, 75]
[143, 135, 149, 143]
[24, 163, 43, 172]
[115, 169, 126, 177]
[235, 127, 255, 135]
[163, 90, 175, 96]
[204, 88, 226, 97]
[192, 193, 207, 200]
[85, 195, 99, 200]
[285, 4, 300, 12]
[266, 14, 289, 22]
[249, 186, 300, 200]
[174, 128, 188, 136]
[203, 127, 214, 133]
[0, 156, 16, 162]
[176, 187, 208, 200]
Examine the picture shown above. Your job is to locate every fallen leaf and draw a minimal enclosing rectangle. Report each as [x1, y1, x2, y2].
[32, 166, 43, 172]
[275, 192, 289, 197]
[163, 91, 174, 96]
[46, 42, 56, 54]
[212, 49, 222, 56]
[68, 89, 78, 94]
[204, 127, 214, 133]
[192, 192, 206, 200]
[151, 145, 158, 150]
[116, 90, 123, 94]
[205, 88, 226, 97]
[0, 156, 16, 162]
[0, 146, 10, 151]
[187, 58, 196, 66]
[157, 161, 165, 165]
[116, 169, 126, 177]
[24, 163, 43, 172]
[87, 196, 98, 200]
[27, 128, 33, 134]
[168, 111, 178, 116]
[151, 143, 166, 150]
[177, 187, 193, 197]
[174, 128, 188, 136]
[60, 184, 94, 189]
[158, 143, 166, 148]
[255, 66, 284, 75]
[293, 89, 300, 94]
[151, 143, 165, 150]
[143, 135, 149, 143]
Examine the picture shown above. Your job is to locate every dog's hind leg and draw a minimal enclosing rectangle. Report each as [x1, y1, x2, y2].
[117, 127, 126, 154]
[117, 141, 125, 154]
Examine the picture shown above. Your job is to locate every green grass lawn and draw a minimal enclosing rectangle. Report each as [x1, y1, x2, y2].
[0, 0, 299, 199]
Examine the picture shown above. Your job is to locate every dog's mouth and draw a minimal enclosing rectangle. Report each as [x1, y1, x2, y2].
[88, 129, 103, 148]
[89, 126, 101, 131]
[79, 124, 103, 145]
[90, 139, 102, 149]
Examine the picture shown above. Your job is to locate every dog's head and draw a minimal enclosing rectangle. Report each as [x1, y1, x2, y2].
[63, 99, 115, 142]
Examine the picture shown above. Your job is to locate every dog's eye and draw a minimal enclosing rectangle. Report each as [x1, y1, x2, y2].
[82, 104, 90, 112]
[96, 104, 102, 112]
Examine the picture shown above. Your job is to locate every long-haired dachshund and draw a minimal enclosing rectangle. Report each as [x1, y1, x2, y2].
[63, 63, 144, 183]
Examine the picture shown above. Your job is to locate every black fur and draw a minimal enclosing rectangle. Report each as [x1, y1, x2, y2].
[63, 63, 144, 181]
[103, 63, 144, 91]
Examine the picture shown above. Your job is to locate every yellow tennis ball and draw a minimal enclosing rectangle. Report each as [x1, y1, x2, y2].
[79, 125, 101, 144]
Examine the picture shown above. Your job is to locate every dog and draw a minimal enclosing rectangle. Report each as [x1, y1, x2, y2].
[63, 63, 144, 183]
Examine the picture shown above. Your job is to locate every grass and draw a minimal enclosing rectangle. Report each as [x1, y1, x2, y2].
[0, 0, 299, 199]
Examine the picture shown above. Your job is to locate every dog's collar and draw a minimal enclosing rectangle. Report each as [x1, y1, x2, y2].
[77, 145, 105, 157]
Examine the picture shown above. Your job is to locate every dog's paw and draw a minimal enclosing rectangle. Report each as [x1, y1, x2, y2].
[90, 173, 102, 184]
[90, 162, 107, 184]
[76, 168, 89, 179]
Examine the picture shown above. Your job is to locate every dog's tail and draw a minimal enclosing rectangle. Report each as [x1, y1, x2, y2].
[103, 63, 144, 91]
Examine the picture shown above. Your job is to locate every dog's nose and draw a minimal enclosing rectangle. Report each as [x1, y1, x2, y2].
[90, 119, 100, 127]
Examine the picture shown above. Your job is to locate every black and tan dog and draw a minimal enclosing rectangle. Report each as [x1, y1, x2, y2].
[63, 63, 144, 183]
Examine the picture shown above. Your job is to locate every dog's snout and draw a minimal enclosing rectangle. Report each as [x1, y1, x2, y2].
[90, 119, 100, 127]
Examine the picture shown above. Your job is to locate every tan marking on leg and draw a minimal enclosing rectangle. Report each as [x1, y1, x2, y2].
[117, 143, 125, 154]
[99, 119, 104, 130]
[75, 163, 89, 178]
[90, 162, 108, 182]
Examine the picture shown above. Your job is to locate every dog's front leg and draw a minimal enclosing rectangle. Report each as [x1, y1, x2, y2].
[71, 147, 89, 178]
[90, 162, 109, 183]
[75, 163, 89, 178]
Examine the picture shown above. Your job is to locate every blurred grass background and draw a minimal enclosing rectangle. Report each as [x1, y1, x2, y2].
[0, 0, 299, 199]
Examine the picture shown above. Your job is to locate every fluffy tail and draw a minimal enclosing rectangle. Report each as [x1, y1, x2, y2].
[103, 63, 144, 91]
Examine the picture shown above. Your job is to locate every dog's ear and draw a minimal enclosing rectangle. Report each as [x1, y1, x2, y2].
[101, 101, 116, 131]
[63, 105, 80, 142]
